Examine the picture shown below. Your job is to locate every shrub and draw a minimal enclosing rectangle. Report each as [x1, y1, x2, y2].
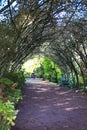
[0, 78, 22, 104]
[7, 89, 22, 104]
[0, 73, 23, 130]
[4, 71, 25, 89]
[59, 77, 73, 88]
[0, 100, 19, 130]
[0, 78, 14, 94]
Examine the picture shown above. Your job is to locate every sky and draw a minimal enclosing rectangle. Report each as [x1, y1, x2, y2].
[0, 0, 17, 9]
[0, 0, 17, 21]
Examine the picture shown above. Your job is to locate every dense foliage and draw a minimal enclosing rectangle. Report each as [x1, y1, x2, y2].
[0, 71, 25, 129]
[35, 56, 87, 90]
[4, 71, 25, 89]
[0, 0, 86, 78]
[0, 100, 19, 130]
[36, 57, 62, 83]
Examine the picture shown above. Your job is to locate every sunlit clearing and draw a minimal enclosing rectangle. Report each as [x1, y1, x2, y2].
[65, 106, 79, 111]
[22, 56, 42, 74]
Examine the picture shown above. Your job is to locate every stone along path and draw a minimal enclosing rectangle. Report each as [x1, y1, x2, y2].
[12, 79, 87, 130]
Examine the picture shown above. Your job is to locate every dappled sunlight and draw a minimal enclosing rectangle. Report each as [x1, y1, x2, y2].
[40, 105, 49, 109]
[22, 56, 41, 73]
[54, 102, 69, 107]
[12, 82, 87, 130]
[27, 84, 87, 115]
[32, 96, 45, 100]
[65, 98, 72, 101]
[58, 90, 73, 95]
[54, 87, 61, 90]
[65, 106, 80, 111]
[39, 106, 49, 112]
[36, 87, 51, 93]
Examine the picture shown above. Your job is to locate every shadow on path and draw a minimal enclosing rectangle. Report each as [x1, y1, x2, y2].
[12, 79, 87, 130]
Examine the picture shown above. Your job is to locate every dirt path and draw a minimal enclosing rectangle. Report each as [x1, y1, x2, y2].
[12, 79, 87, 130]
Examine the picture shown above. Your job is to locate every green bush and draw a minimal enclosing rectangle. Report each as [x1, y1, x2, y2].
[59, 77, 73, 88]
[36, 57, 62, 83]
[79, 76, 84, 86]
[36, 67, 44, 78]
[0, 100, 19, 130]
[4, 71, 25, 89]
[0, 72, 24, 130]
[0, 78, 22, 130]
[0, 77, 23, 104]
[0, 78, 14, 94]
[0, 78, 13, 87]
[7, 89, 22, 103]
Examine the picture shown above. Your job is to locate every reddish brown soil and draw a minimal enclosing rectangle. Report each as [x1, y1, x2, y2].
[11, 82, 87, 130]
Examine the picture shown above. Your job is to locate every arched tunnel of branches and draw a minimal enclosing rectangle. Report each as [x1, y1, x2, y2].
[0, 0, 87, 88]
